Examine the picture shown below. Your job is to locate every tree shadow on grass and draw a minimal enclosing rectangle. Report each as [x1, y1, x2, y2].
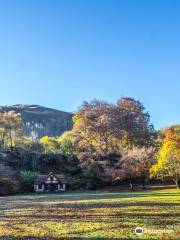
[0, 200, 179, 212]
[1, 210, 179, 222]
[51, 201, 180, 209]
[1, 190, 179, 203]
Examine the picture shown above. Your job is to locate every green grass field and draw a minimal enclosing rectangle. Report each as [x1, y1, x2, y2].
[0, 189, 179, 240]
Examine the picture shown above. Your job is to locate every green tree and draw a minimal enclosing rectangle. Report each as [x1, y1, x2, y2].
[18, 170, 38, 192]
[83, 164, 102, 190]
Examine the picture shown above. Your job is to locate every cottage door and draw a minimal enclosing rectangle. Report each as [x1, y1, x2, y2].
[45, 183, 58, 192]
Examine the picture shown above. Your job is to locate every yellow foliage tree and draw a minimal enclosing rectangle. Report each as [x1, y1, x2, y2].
[39, 136, 60, 152]
[151, 127, 180, 188]
[0, 111, 22, 149]
[58, 131, 74, 157]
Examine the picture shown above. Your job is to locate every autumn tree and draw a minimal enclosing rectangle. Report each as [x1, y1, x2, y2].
[116, 147, 154, 190]
[0, 174, 20, 195]
[73, 97, 156, 155]
[157, 125, 180, 148]
[39, 136, 60, 153]
[0, 111, 22, 149]
[117, 97, 156, 147]
[151, 127, 180, 188]
[72, 100, 123, 156]
[58, 131, 74, 158]
[72, 98, 156, 174]
[120, 154, 138, 190]
[131, 147, 155, 189]
[0, 164, 19, 195]
[106, 147, 155, 190]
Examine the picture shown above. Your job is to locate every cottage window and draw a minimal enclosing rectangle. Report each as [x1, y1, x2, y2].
[39, 184, 43, 189]
[50, 176, 54, 181]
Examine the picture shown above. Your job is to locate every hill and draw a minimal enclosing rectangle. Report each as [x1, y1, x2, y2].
[0, 104, 73, 140]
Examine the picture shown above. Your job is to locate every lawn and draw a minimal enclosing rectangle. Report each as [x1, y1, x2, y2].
[0, 189, 179, 240]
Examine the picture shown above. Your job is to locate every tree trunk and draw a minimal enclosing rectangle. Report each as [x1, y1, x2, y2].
[175, 179, 180, 189]
[142, 175, 146, 190]
[129, 179, 134, 191]
[9, 135, 13, 151]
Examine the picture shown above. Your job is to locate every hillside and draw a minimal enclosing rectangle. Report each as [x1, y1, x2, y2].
[0, 104, 73, 140]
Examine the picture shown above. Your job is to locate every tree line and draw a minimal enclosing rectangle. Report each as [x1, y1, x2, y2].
[0, 97, 179, 195]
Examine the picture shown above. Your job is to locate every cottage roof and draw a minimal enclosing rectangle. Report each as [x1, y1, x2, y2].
[34, 172, 67, 184]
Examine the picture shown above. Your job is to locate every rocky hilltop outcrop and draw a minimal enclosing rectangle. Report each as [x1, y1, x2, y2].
[0, 104, 73, 140]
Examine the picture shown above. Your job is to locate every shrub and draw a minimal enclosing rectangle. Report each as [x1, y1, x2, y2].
[18, 170, 38, 192]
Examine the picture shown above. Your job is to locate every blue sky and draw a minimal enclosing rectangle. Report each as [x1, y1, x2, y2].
[0, 0, 179, 129]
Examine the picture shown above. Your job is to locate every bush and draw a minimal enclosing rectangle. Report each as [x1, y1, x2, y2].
[0, 174, 20, 195]
[67, 175, 82, 190]
[83, 165, 104, 190]
[18, 170, 38, 192]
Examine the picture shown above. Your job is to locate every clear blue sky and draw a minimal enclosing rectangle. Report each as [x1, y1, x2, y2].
[0, 0, 179, 129]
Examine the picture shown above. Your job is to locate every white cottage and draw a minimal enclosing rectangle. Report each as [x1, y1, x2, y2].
[34, 172, 67, 192]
